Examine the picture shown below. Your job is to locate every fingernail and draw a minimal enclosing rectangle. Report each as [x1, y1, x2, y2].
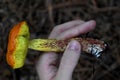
[67, 40, 80, 51]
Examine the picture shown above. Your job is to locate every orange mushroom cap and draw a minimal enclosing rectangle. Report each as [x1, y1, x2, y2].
[6, 21, 30, 69]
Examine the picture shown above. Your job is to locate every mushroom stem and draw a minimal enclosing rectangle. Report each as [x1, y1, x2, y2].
[28, 38, 106, 57]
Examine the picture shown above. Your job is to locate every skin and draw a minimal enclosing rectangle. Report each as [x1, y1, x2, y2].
[36, 20, 96, 80]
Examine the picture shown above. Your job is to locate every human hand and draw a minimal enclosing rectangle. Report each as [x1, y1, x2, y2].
[36, 20, 96, 80]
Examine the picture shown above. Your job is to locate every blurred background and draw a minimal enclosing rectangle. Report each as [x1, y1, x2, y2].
[0, 0, 120, 80]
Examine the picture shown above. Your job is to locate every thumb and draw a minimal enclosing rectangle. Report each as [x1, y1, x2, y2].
[55, 40, 81, 80]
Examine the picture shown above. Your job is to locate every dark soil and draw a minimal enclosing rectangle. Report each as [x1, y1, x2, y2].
[0, 0, 120, 80]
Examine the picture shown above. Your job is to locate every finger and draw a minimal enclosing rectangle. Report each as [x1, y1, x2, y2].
[36, 53, 58, 80]
[49, 20, 85, 39]
[55, 40, 81, 80]
[56, 20, 96, 40]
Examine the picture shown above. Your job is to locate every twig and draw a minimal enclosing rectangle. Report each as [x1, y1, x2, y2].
[46, 0, 54, 26]
[39, 0, 86, 13]
[0, 48, 3, 62]
[94, 7, 120, 13]
[91, 0, 97, 7]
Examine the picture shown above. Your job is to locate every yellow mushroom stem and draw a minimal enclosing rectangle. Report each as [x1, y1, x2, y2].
[28, 38, 106, 57]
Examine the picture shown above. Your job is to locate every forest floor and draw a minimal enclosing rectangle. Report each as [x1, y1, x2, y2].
[0, 0, 120, 80]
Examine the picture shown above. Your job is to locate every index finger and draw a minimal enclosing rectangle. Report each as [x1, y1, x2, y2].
[49, 20, 84, 39]
[56, 20, 96, 40]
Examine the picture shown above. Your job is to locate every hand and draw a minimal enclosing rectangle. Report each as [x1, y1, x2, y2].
[36, 20, 96, 80]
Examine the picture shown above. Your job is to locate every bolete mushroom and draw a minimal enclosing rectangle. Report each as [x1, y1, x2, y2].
[6, 21, 106, 69]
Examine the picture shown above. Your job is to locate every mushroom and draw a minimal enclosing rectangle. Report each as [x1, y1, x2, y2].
[6, 21, 106, 69]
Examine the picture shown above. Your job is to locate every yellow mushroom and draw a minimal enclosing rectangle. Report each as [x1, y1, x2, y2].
[6, 21, 106, 69]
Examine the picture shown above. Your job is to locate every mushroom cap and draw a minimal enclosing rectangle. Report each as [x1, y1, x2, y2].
[6, 21, 30, 69]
